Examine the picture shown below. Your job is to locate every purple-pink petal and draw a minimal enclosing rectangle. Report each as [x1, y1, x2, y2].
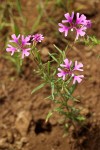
[74, 61, 83, 71]
[10, 34, 20, 43]
[60, 58, 72, 69]
[22, 48, 31, 59]
[73, 75, 84, 84]
[6, 44, 17, 55]
[22, 35, 31, 46]
[76, 13, 87, 25]
[75, 26, 87, 40]
[58, 23, 69, 36]
[86, 20, 91, 28]
[64, 12, 74, 23]
[57, 68, 67, 80]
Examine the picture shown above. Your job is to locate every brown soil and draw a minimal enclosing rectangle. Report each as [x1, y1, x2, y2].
[0, 0, 100, 150]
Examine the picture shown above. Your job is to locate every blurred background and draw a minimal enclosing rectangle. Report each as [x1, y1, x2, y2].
[0, 0, 100, 150]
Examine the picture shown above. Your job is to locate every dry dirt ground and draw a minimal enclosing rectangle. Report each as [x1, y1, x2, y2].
[0, 0, 100, 150]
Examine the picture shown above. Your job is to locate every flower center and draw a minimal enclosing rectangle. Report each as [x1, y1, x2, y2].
[63, 68, 73, 75]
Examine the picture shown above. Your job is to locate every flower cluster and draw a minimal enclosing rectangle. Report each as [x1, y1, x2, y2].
[57, 58, 84, 84]
[6, 34, 31, 59]
[58, 12, 91, 40]
[6, 33, 44, 59]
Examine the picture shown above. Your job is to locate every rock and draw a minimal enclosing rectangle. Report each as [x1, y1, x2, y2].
[79, 136, 87, 144]
[69, 125, 74, 132]
[80, 108, 90, 116]
[41, 47, 49, 57]
[41, 47, 50, 62]
[16, 137, 28, 149]
[15, 110, 32, 136]
[0, 138, 8, 148]
[7, 131, 14, 144]
[1, 129, 7, 138]
[50, 114, 59, 126]
[86, 65, 90, 69]
[86, 51, 93, 58]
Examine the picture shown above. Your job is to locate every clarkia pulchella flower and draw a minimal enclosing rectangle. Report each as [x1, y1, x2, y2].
[6, 34, 31, 59]
[58, 12, 91, 40]
[57, 58, 84, 84]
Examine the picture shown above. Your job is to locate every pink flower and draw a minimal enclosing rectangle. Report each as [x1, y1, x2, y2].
[6, 34, 31, 59]
[32, 34, 44, 43]
[58, 12, 91, 40]
[57, 58, 84, 84]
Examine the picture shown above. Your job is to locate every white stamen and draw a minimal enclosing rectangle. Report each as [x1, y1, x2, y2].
[71, 28, 73, 32]
[17, 49, 20, 52]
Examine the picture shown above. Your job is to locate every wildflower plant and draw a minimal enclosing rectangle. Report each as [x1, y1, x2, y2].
[6, 12, 96, 131]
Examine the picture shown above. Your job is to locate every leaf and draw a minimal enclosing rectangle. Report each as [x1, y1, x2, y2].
[52, 70, 57, 76]
[84, 36, 100, 46]
[64, 85, 78, 101]
[76, 116, 85, 121]
[13, 23, 20, 35]
[49, 52, 58, 63]
[65, 76, 72, 85]
[3, 55, 16, 64]
[16, 0, 22, 15]
[54, 44, 62, 54]
[69, 83, 77, 95]
[31, 5, 43, 33]
[45, 111, 53, 122]
[62, 51, 66, 60]
[47, 61, 50, 75]
[31, 83, 45, 94]
[51, 82, 55, 100]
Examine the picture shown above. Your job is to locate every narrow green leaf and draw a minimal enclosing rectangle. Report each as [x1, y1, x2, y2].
[49, 52, 58, 63]
[47, 61, 50, 75]
[13, 23, 20, 35]
[54, 44, 62, 54]
[16, 0, 22, 15]
[62, 51, 66, 60]
[76, 116, 85, 121]
[3, 55, 16, 64]
[65, 76, 72, 85]
[51, 82, 54, 100]
[45, 111, 53, 122]
[64, 86, 77, 101]
[69, 83, 77, 95]
[31, 83, 45, 94]
[31, 13, 43, 33]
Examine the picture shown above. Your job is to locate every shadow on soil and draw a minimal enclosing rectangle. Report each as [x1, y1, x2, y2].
[73, 123, 100, 150]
